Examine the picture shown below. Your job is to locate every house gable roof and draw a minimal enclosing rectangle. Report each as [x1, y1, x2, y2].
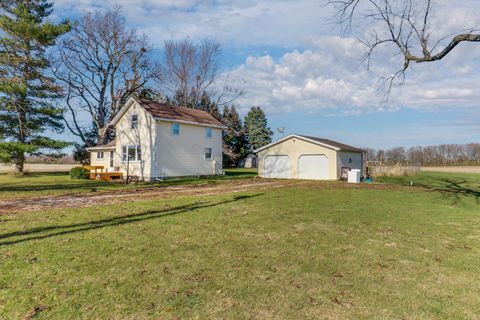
[255, 134, 364, 153]
[111, 97, 226, 128]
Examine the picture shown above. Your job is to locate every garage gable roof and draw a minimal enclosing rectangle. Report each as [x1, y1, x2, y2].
[255, 134, 364, 153]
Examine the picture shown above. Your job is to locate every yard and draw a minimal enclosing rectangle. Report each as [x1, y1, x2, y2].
[0, 171, 479, 319]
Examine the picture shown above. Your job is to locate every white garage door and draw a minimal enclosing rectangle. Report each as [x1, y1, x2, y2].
[298, 155, 329, 180]
[264, 155, 291, 178]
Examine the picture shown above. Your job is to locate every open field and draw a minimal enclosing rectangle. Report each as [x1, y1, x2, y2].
[421, 166, 480, 174]
[0, 171, 479, 319]
[0, 164, 77, 173]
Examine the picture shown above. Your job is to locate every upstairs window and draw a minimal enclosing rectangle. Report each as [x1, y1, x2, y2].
[204, 148, 212, 160]
[131, 114, 139, 129]
[205, 127, 212, 138]
[122, 145, 142, 161]
[172, 123, 180, 135]
[96, 151, 104, 159]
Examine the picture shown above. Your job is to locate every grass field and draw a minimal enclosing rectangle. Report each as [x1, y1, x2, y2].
[0, 171, 479, 319]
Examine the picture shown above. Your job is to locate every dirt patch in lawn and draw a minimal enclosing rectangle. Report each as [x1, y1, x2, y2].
[0, 179, 305, 214]
[0, 178, 419, 215]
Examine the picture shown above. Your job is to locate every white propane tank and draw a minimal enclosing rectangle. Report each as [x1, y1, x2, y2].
[347, 169, 361, 183]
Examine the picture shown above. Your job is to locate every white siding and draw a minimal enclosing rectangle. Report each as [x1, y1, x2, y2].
[115, 102, 157, 180]
[89, 150, 111, 169]
[155, 121, 223, 177]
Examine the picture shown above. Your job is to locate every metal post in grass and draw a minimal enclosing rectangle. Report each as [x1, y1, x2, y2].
[126, 154, 130, 185]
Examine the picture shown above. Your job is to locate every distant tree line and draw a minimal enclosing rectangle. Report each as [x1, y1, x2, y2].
[365, 143, 480, 166]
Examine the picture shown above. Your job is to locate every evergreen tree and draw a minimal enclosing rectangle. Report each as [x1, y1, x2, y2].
[0, 0, 71, 173]
[221, 105, 248, 167]
[244, 106, 273, 152]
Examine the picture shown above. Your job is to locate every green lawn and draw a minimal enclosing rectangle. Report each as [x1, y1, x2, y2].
[0, 168, 257, 201]
[1, 172, 480, 319]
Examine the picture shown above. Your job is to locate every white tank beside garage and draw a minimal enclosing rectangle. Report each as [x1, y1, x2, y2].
[256, 134, 364, 180]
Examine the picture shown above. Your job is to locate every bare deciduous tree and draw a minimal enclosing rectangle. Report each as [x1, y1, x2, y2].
[327, 0, 480, 97]
[53, 8, 162, 146]
[164, 39, 243, 113]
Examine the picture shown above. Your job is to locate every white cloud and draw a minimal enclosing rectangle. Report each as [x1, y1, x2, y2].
[53, 0, 480, 114]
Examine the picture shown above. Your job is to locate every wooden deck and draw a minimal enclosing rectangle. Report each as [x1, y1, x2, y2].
[84, 166, 123, 181]
[91, 172, 123, 181]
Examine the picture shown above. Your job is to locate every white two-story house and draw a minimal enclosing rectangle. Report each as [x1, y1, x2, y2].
[86, 97, 226, 181]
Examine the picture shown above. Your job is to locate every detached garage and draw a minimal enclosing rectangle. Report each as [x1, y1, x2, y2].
[256, 134, 364, 180]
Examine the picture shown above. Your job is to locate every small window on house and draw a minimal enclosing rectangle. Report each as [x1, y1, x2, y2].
[136, 145, 141, 161]
[172, 123, 180, 135]
[122, 146, 127, 161]
[109, 151, 114, 167]
[97, 151, 104, 159]
[122, 145, 142, 161]
[204, 148, 212, 159]
[131, 114, 139, 129]
[205, 127, 212, 138]
[349, 157, 352, 164]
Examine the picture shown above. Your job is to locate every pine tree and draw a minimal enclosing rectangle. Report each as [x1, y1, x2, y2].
[244, 106, 273, 152]
[221, 105, 248, 167]
[0, 0, 71, 173]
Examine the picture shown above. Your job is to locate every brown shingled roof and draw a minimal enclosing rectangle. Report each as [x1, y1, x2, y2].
[298, 135, 364, 152]
[136, 99, 225, 127]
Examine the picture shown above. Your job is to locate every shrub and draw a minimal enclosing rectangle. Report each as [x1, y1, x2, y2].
[69, 166, 89, 179]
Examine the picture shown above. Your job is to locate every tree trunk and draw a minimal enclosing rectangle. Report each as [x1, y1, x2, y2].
[15, 152, 24, 174]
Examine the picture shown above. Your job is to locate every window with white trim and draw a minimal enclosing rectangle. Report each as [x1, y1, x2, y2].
[204, 148, 212, 159]
[172, 122, 180, 135]
[131, 114, 139, 129]
[122, 145, 142, 161]
[205, 127, 212, 138]
[96, 151, 104, 159]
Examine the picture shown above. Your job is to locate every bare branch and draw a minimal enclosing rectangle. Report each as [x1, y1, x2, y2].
[53, 8, 162, 145]
[326, 0, 480, 99]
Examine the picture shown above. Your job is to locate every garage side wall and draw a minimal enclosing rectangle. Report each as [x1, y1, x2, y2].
[337, 151, 363, 178]
[257, 137, 338, 180]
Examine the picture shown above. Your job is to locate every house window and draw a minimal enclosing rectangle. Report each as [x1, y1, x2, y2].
[349, 157, 352, 164]
[204, 148, 212, 159]
[109, 151, 114, 167]
[131, 114, 138, 129]
[205, 127, 212, 138]
[172, 123, 180, 135]
[122, 145, 142, 161]
[96, 151, 104, 159]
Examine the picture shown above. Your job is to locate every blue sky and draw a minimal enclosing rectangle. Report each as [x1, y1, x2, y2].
[52, 0, 480, 149]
